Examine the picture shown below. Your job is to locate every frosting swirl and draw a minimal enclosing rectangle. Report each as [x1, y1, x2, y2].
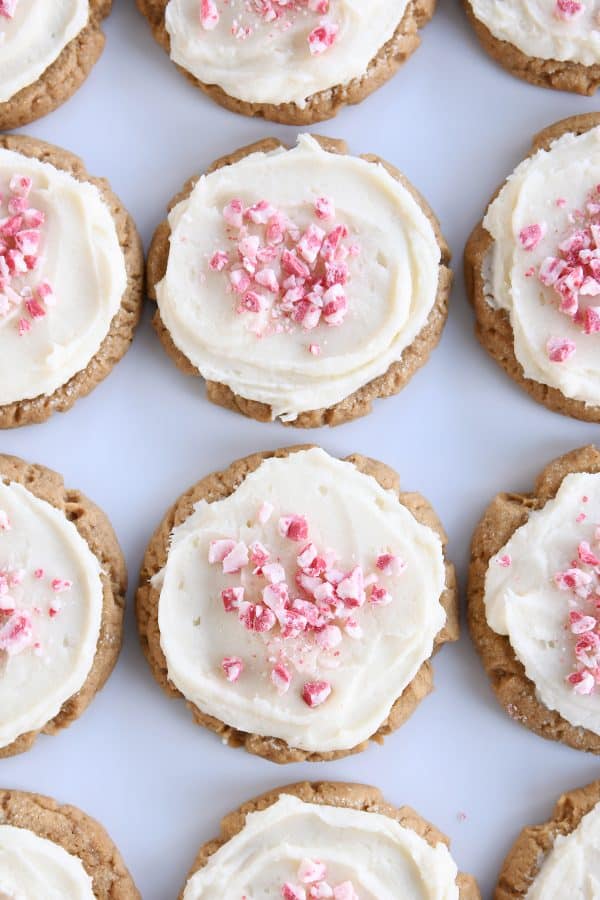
[526, 799, 600, 899]
[0, 825, 94, 899]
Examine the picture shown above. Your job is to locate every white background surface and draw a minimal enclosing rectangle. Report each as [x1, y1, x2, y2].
[3, 1, 600, 897]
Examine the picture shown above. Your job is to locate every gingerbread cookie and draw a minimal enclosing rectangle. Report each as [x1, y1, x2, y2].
[137, 446, 458, 763]
[465, 114, 600, 423]
[179, 781, 480, 899]
[468, 444, 600, 754]
[0, 134, 143, 428]
[465, 0, 600, 95]
[0, 453, 127, 758]
[148, 135, 451, 428]
[0, 788, 139, 898]
[137, 0, 435, 124]
[496, 779, 600, 899]
[0, 1, 112, 131]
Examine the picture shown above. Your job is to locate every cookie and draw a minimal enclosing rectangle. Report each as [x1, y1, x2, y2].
[137, 0, 435, 124]
[137, 445, 459, 763]
[465, 0, 600, 96]
[0, 1, 112, 131]
[148, 134, 451, 428]
[179, 781, 480, 899]
[496, 779, 600, 899]
[0, 788, 139, 898]
[0, 134, 143, 428]
[468, 444, 600, 754]
[465, 113, 600, 423]
[0, 453, 127, 758]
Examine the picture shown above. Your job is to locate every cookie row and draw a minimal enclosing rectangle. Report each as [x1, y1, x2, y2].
[2, 443, 600, 759]
[5, 777, 600, 898]
[2, 1, 598, 133]
[1, 117, 598, 429]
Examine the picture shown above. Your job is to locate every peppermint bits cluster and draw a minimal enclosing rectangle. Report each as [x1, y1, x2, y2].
[554, 530, 600, 696]
[209, 504, 405, 709]
[208, 194, 359, 347]
[554, 0, 585, 19]
[282, 859, 359, 899]
[0, 173, 55, 336]
[519, 186, 600, 364]
[200, 1, 339, 57]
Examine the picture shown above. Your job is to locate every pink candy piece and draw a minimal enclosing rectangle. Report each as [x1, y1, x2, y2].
[555, 0, 585, 18]
[221, 656, 243, 682]
[257, 501, 274, 524]
[0, 1, 17, 21]
[314, 196, 335, 221]
[279, 515, 309, 542]
[519, 223, 546, 251]
[336, 567, 365, 608]
[223, 199, 244, 229]
[302, 680, 331, 707]
[369, 585, 392, 606]
[221, 586, 244, 612]
[0, 610, 33, 655]
[208, 539, 236, 564]
[568, 670, 595, 695]
[209, 250, 229, 271]
[51, 578, 72, 593]
[200, 0, 220, 30]
[333, 884, 359, 900]
[547, 337, 576, 363]
[271, 662, 292, 694]
[298, 859, 327, 884]
[239, 603, 276, 633]
[222, 541, 249, 574]
[308, 19, 339, 55]
[282, 885, 306, 900]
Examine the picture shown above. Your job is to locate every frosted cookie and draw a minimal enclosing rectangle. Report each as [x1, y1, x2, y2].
[179, 782, 480, 900]
[465, 114, 600, 423]
[468, 444, 600, 754]
[0, 2, 112, 131]
[137, 0, 435, 125]
[148, 135, 451, 428]
[0, 788, 139, 898]
[0, 453, 127, 758]
[137, 446, 458, 763]
[0, 134, 143, 428]
[465, 0, 600, 95]
[496, 779, 600, 899]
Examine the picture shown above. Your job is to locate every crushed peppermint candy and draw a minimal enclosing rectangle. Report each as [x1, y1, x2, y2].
[198, 1, 339, 54]
[207, 195, 360, 345]
[521, 186, 600, 363]
[208, 509, 406, 706]
[0, 562, 75, 659]
[0, 0, 17, 19]
[554, 0, 585, 19]
[281, 861, 359, 900]
[0, 171, 56, 335]
[553, 531, 600, 695]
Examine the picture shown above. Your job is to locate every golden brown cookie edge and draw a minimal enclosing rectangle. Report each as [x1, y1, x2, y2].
[0, 787, 140, 898]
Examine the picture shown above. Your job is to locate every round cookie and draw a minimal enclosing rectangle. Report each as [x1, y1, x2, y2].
[148, 135, 451, 428]
[137, 445, 459, 763]
[468, 444, 600, 754]
[465, 0, 600, 96]
[179, 781, 480, 899]
[0, 453, 127, 758]
[0, 788, 139, 898]
[465, 113, 600, 423]
[496, 780, 600, 899]
[0, 134, 143, 428]
[0, 1, 113, 131]
[137, 0, 436, 125]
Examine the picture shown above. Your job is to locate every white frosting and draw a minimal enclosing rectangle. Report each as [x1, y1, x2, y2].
[483, 127, 600, 407]
[0, 149, 127, 405]
[156, 135, 441, 422]
[0, 825, 94, 899]
[526, 799, 600, 899]
[183, 794, 459, 900]
[470, 0, 600, 67]
[0, 1, 89, 103]
[484, 471, 600, 734]
[0, 480, 104, 749]
[165, 0, 407, 107]
[157, 448, 447, 754]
